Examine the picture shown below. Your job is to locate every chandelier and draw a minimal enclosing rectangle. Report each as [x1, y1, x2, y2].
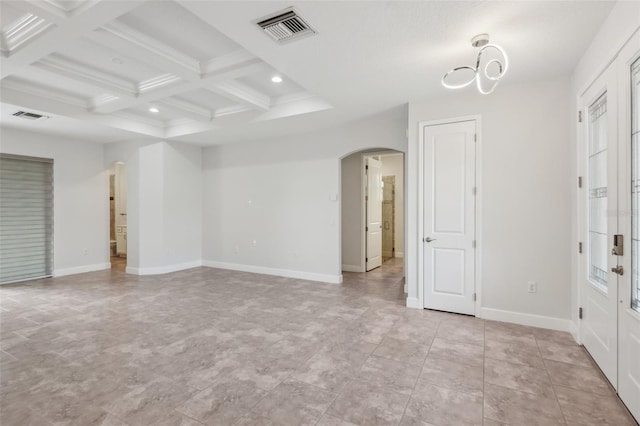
[442, 34, 509, 95]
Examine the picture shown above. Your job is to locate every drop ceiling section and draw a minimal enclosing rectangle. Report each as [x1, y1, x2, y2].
[0, 0, 330, 141]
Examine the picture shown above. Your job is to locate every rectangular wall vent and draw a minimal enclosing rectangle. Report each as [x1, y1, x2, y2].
[12, 111, 49, 120]
[256, 8, 316, 44]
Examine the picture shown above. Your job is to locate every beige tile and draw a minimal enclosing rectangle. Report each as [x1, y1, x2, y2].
[436, 320, 484, 346]
[316, 414, 359, 426]
[554, 385, 637, 426]
[292, 352, 362, 393]
[327, 379, 409, 425]
[373, 336, 430, 367]
[485, 339, 545, 369]
[419, 356, 483, 397]
[403, 382, 483, 426]
[428, 337, 484, 367]
[485, 321, 537, 346]
[484, 383, 564, 426]
[356, 355, 422, 395]
[544, 359, 613, 396]
[532, 327, 577, 347]
[537, 341, 593, 367]
[484, 357, 554, 398]
[249, 379, 336, 425]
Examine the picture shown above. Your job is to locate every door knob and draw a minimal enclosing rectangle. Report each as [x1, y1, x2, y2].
[423, 237, 437, 243]
[611, 265, 624, 275]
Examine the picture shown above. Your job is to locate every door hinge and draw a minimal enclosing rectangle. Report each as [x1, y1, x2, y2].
[579, 307, 583, 319]
[472, 240, 476, 249]
[365, 165, 369, 170]
[578, 110, 582, 123]
[472, 187, 477, 196]
[365, 195, 368, 201]
[366, 257, 368, 262]
[578, 176, 583, 188]
[366, 226, 368, 231]
[472, 293, 477, 302]
[578, 242, 583, 254]
[474, 133, 477, 142]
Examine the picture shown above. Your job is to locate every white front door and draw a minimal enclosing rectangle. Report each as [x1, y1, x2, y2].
[618, 41, 640, 421]
[422, 120, 476, 315]
[580, 63, 619, 387]
[366, 157, 383, 271]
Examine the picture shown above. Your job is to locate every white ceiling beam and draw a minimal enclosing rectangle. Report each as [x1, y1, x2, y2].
[33, 54, 136, 97]
[0, 0, 149, 79]
[208, 80, 271, 112]
[94, 59, 269, 114]
[157, 97, 213, 122]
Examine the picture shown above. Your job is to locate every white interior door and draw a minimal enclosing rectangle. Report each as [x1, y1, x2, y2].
[115, 163, 127, 255]
[580, 64, 619, 388]
[422, 120, 476, 315]
[618, 43, 640, 422]
[366, 157, 383, 271]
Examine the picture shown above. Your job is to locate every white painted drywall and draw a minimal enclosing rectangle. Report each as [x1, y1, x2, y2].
[341, 152, 364, 272]
[381, 154, 404, 257]
[408, 78, 572, 322]
[0, 127, 110, 275]
[202, 107, 408, 282]
[569, 2, 640, 337]
[104, 140, 203, 274]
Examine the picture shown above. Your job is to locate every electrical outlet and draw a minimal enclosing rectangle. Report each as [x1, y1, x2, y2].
[527, 281, 537, 293]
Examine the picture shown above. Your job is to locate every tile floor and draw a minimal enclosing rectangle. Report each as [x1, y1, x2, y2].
[0, 258, 637, 426]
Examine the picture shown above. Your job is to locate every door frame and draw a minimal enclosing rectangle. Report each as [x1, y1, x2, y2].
[359, 151, 405, 273]
[417, 115, 483, 313]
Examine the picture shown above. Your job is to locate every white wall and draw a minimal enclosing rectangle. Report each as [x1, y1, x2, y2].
[381, 154, 404, 257]
[569, 2, 640, 338]
[105, 140, 203, 274]
[203, 107, 408, 283]
[0, 127, 110, 276]
[407, 78, 573, 328]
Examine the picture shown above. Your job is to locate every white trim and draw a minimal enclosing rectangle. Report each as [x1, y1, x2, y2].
[54, 262, 111, 277]
[413, 115, 482, 313]
[342, 264, 363, 273]
[406, 297, 421, 309]
[127, 260, 203, 275]
[479, 307, 573, 333]
[203, 260, 343, 284]
[570, 321, 581, 344]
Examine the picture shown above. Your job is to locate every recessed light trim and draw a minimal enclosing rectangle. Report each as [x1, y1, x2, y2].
[149, 107, 159, 113]
[271, 76, 283, 83]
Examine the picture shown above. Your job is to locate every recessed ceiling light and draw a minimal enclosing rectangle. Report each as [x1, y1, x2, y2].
[271, 76, 283, 83]
[149, 107, 159, 113]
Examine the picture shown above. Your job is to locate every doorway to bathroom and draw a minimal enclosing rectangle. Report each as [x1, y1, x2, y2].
[109, 162, 127, 271]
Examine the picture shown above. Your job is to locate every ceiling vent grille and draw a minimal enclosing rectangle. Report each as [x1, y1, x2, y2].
[12, 111, 49, 120]
[256, 8, 316, 44]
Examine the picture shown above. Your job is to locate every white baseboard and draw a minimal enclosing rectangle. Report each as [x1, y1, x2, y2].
[54, 263, 111, 277]
[406, 297, 421, 309]
[570, 321, 581, 344]
[395, 252, 404, 258]
[479, 307, 572, 332]
[127, 260, 203, 275]
[342, 264, 363, 273]
[203, 260, 343, 284]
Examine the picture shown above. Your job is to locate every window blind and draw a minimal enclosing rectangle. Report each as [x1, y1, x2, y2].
[0, 154, 53, 284]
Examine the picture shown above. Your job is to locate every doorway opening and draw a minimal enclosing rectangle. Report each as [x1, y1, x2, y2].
[340, 149, 405, 284]
[109, 162, 127, 272]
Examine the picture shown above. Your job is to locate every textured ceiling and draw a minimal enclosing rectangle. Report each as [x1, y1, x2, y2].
[0, 1, 614, 145]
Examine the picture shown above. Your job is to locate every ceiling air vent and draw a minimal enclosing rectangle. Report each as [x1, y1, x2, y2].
[12, 111, 49, 120]
[256, 8, 316, 44]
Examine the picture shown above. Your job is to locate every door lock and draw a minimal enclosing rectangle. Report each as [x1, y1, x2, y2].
[611, 234, 623, 256]
[611, 265, 624, 275]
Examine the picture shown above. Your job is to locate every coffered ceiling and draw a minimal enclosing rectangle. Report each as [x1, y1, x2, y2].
[0, 1, 615, 145]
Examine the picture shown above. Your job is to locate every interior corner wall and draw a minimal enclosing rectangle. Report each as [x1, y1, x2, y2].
[407, 78, 573, 326]
[341, 152, 363, 272]
[202, 106, 408, 283]
[104, 140, 203, 275]
[569, 1, 640, 338]
[0, 127, 110, 275]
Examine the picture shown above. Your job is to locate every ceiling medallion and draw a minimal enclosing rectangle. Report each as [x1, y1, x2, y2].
[442, 34, 509, 95]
